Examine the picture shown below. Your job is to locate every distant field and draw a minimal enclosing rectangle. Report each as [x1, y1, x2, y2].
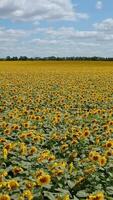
[0, 60, 113, 72]
[0, 61, 113, 200]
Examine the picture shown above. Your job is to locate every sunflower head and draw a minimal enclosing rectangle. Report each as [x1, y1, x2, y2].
[98, 156, 107, 167]
[0, 194, 11, 200]
[8, 179, 19, 190]
[37, 174, 51, 186]
[23, 190, 33, 200]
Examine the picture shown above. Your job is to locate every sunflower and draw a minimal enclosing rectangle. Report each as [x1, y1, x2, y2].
[88, 192, 104, 200]
[48, 154, 56, 162]
[0, 138, 7, 143]
[92, 153, 100, 162]
[23, 190, 33, 200]
[96, 192, 104, 200]
[88, 194, 96, 200]
[60, 144, 68, 151]
[19, 133, 27, 140]
[20, 142, 27, 155]
[52, 169, 64, 177]
[105, 149, 113, 157]
[25, 180, 36, 189]
[82, 129, 90, 138]
[23, 122, 30, 129]
[12, 166, 23, 175]
[7, 180, 19, 190]
[98, 156, 107, 167]
[106, 140, 113, 148]
[29, 146, 37, 155]
[12, 124, 20, 131]
[63, 194, 70, 200]
[3, 148, 8, 160]
[89, 151, 100, 162]
[109, 121, 113, 126]
[4, 128, 11, 135]
[4, 143, 12, 151]
[37, 174, 51, 186]
[35, 169, 45, 178]
[0, 194, 11, 200]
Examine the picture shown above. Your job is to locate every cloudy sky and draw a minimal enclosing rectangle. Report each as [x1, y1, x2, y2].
[0, 0, 113, 57]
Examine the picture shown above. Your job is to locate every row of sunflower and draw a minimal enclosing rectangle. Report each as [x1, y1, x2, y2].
[0, 61, 113, 199]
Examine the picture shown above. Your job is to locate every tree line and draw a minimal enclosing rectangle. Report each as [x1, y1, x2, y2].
[0, 56, 113, 61]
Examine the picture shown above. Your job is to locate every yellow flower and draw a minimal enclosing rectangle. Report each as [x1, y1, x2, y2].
[3, 148, 8, 160]
[4, 128, 11, 135]
[37, 174, 51, 186]
[109, 121, 113, 126]
[0, 138, 7, 143]
[0, 194, 11, 200]
[96, 192, 104, 200]
[4, 143, 13, 151]
[23, 122, 30, 128]
[33, 134, 44, 142]
[20, 142, 27, 155]
[63, 194, 70, 200]
[69, 162, 74, 173]
[48, 154, 56, 162]
[71, 139, 78, 145]
[88, 194, 95, 200]
[26, 132, 34, 138]
[88, 192, 104, 200]
[23, 190, 33, 200]
[60, 144, 68, 151]
[106, 140, 113, 148]
[52, 169, 64, 177]
[105, 149, 113, 157]
[89, 151, 100, 162]
[51, 161, 67, 170]
[12, 166, 23, 175]
[8, 180, 19, 190]
[25, 180, 36, 189]
[37, 150, 50, 162]
[35, 169, 45, 178]
[0, 181, 7, 188]
[1, 171, 8, 177]
[29, 146, 37, 155]
[98, 156, 107, 167]
[19, 133, 27, 140]
[82, 129, 90, 138]
[89, 151, 93, 160]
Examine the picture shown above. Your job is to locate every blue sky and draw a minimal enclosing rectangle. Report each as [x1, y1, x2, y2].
[0, 0, 113, 57]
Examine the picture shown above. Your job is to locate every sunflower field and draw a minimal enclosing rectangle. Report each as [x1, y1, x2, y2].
[0, 61, 113, 200]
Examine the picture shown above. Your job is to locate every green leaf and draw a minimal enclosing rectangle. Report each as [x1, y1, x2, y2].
[106, 196, 113, 200]
[73, 196, 79, 200]
[68, 180, 75, 189]
[43, 191, 56, 200]
[76, 190, 89, 198]
[55, 188, 70, 195]
[106, 187, 113, 195]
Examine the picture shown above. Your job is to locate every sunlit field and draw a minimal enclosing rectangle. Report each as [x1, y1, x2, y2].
[0, 61, 113, 200]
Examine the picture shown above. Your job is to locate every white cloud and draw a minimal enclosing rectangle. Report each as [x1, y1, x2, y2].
[0, 0, 89, 22]
[96, 1, 103, 10]
[1, 15, 113, 58]
[94, 18, 113, 32]
[36, 27, 98, 40]
[0, 26, 26, 40]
